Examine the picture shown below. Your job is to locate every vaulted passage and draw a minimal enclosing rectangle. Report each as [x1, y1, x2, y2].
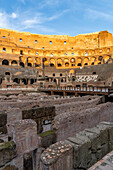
[2, 60, 9, 65]
[11, 60, 18, 66]
[20, 62, 25, 67]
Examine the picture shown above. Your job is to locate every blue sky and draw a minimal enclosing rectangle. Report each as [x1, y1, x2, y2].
[0, 0, 113, 36]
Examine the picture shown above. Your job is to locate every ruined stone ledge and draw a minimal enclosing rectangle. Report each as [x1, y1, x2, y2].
[41, 122, 113, 170]
[0, 141, 17, 168]
[41, 141, 73, 165]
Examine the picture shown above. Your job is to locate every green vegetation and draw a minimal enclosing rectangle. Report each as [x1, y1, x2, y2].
[0, 141, 15, 150]
[39, 130, 55, 137]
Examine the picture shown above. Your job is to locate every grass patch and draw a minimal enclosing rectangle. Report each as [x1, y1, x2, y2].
[39, 130, 55, 137]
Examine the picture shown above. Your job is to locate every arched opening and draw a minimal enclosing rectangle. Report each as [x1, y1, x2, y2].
[84, 57, 89, 66]
[54, 79, 56, 82]
[98, 56, 103, 61]
[77, 58, 82, 67]
[85, 51, 88, 56]
[90, 57, 96, 65]
[43, 58, 48, 66]
[50, 63, 54, 67]
[13, 78, 20, 84]
[46, 78, 49, 82]
[11, 60, 18, 66]
[50, 58, 55, 67]
[22, 79, 27, 85]
[5, 72, 10, 76]
[77, 63, 82, 66]
[30, 79, 34, 84]
[35, 63, 40, 67]
[92, 72, 96, 75]
[35, 57, 40, 67]
[64, 59, 69, 67]
[61, 79, 63, 82]
[57, 63, 61, 67]
[57, 58, 62, 67]
[0, 78, 2, 85]
[65, 62, 69, 67]
[104, 56, 110, 63]
[2, 60, 9, 65]
[27, 63, 32, 67]
[20, 62, 25, 67]
[98, 62, 101, 65]
[27, 57, 33, 67]
[70, 58, 75, 66]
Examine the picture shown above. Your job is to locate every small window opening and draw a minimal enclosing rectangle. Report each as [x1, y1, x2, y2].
[65, 52, 67, 55]
[2, 36, 5, 38]
[58, 63, 61, 67]
[42, 47, 44, 50]
[78, 63, 82, 66]
[85, 52, 88, 56]
[64, 41, 66, 44]
[82, 83, 87, 88]
[72, 52, 74, 55]
[51, 53, 53, 57]
[50, 41, 52, 44]
[36, 52, 38, 55]
[20, 38, 22, 42]
[35, 40, 37, 43]
[92, 72, 96, 75]
[76, 85, 80, 87]
[3, 48, 6, 52]
[20, 50, 23, 55]
[60, 73, 62, 76]
[5, 72, 10, 76]
[53, 73, 55, 76]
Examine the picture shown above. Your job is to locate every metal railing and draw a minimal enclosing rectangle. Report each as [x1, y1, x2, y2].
[39, 86, 112, 93]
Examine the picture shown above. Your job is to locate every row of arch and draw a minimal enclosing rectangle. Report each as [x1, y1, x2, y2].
[1, 55, 112, 68]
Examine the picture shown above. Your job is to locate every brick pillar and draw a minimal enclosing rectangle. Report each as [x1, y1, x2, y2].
[7, 120, 39, 170]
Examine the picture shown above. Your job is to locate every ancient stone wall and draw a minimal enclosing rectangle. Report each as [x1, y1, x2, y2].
[6, 119, 40, 170]
[41, 122, 113, 170]
[55, 96, 103, 115]
[0, 141, 17, 169]
[0, 113, 7, 134]
[39, 95, 99, 107]
[40, 141, 73, 170]
[22, 106, 56, 133]
[53, 102, 113, 141]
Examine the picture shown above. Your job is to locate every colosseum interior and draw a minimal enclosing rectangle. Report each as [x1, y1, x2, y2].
[1, 28, 113, 170]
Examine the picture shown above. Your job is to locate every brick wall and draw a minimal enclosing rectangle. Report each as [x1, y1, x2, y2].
[53, 102, 113, 141]
[41, 122, 113, 170]
[55, 96, 103, 115]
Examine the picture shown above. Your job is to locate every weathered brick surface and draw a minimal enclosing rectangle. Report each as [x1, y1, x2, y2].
[0, 165, 18, 170]
[7, 108, 22, 124]
[40, 141, 73, 170]
[41, 122, 113, 170]
[66, 122, 113, 169]
[53, 102, 113, 141]
[22, 106, 55, 133]
[55, 96, 103, 115]
[0, 141, 17, 168]
[7, 119, 39, 155]
[0, 113, 7, 134]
